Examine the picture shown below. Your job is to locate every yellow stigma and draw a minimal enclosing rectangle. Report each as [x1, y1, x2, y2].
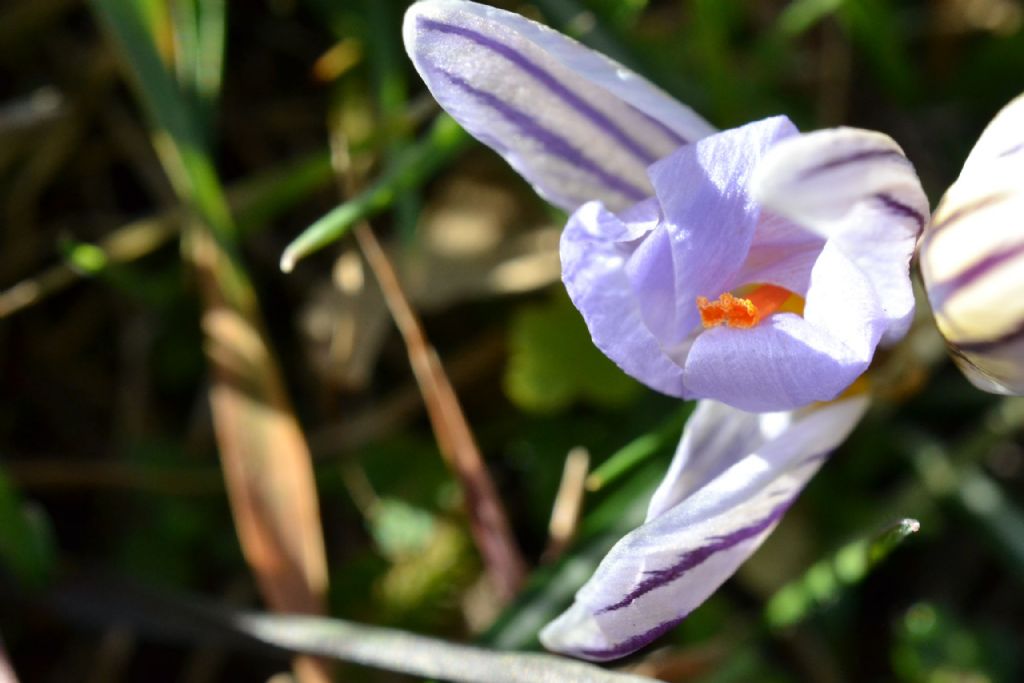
[696, 284, 800, 329]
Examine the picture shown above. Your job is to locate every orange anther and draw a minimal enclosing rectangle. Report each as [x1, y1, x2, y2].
[697, 284, 795, 329]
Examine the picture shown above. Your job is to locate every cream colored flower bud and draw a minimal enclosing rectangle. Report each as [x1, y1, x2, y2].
[920, 94, 1024, 394]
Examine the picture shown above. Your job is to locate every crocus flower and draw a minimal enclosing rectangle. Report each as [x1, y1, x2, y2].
[919, 93, 1024, 395]
[404, 0, 927, 660]
[404, 0, 928, 413]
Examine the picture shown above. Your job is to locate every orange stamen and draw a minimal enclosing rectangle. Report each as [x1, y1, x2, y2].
[697, 284, 796, 329]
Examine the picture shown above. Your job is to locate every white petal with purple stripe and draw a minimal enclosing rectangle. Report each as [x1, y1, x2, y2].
[403, 0, 715, 212]
[752, 128, 929, 344]
[540, 395, 869, 661]
[751, 128, 926, 236]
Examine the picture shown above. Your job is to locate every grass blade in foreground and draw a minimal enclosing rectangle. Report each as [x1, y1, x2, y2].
[236, 612, 659, 683]
[90, 2, 329, 680]
[46, 579, 659, 683]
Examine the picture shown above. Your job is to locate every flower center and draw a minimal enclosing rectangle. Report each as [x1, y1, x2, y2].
[696, 284, 796, 329]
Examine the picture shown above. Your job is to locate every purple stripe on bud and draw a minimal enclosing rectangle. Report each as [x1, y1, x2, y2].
[953, 321, 1024, 353]
[798, 148, 909, 180]
[928, 193, 1008, 235]
[998, 141, 1024, 158]
[876, 193, 926, 229]
[597, 499, 793, 615]
[928, 240, 1024, 307]
[574, 618, 683, 661]
[426, 63, 649, 202]
[417, 17, 661, 165]
[567, 498, 795, 660]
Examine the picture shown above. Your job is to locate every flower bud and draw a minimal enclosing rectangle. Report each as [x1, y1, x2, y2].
[920, 94, 1024, 394]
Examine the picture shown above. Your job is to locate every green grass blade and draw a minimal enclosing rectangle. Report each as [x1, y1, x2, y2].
[764, 517, 920, 629]
[91, 0, 234, 244]
[585, 406, 690, 492]
[363, 0, 421, 241]
[170, 0, 226, 134]
[279, 113, 470, 272]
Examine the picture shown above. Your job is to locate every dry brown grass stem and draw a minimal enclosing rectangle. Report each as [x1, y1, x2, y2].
[325, 112, 526, 599]
[189, 223, 331, 683]
[352, 222, 527, 600]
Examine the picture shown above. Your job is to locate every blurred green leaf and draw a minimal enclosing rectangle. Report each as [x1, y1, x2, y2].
[58, 236, 179, 306]
[0, 469, 55, 588]
[776, 0, 846, 38]
[914, 449, 1024, 573]
[765, 517, 919, 629]
[694, 648, 790, 683]
[362, 0, 420, 241]
[837, 0, 917, 99]
[504, 293, 642, 414]
[61, 239, 108, 275]
[232, 151, 334, 231]
[691, 0, 747, 124]
[905, 399, 1024, 577]
[868, 517, 921, 563]
[892, 602, 1018, 682]
[374, 519, 474, 624]
[584, 0, 649, 30]
[369, 498, 437, 560]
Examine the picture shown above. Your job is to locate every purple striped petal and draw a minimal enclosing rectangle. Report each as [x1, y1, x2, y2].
[920, 93, 1024, 394]
[403, 0, 715, 212]
[753, 128, 928, 344]
[752, 129, 925, 234]
[540, 395, 869, 661]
